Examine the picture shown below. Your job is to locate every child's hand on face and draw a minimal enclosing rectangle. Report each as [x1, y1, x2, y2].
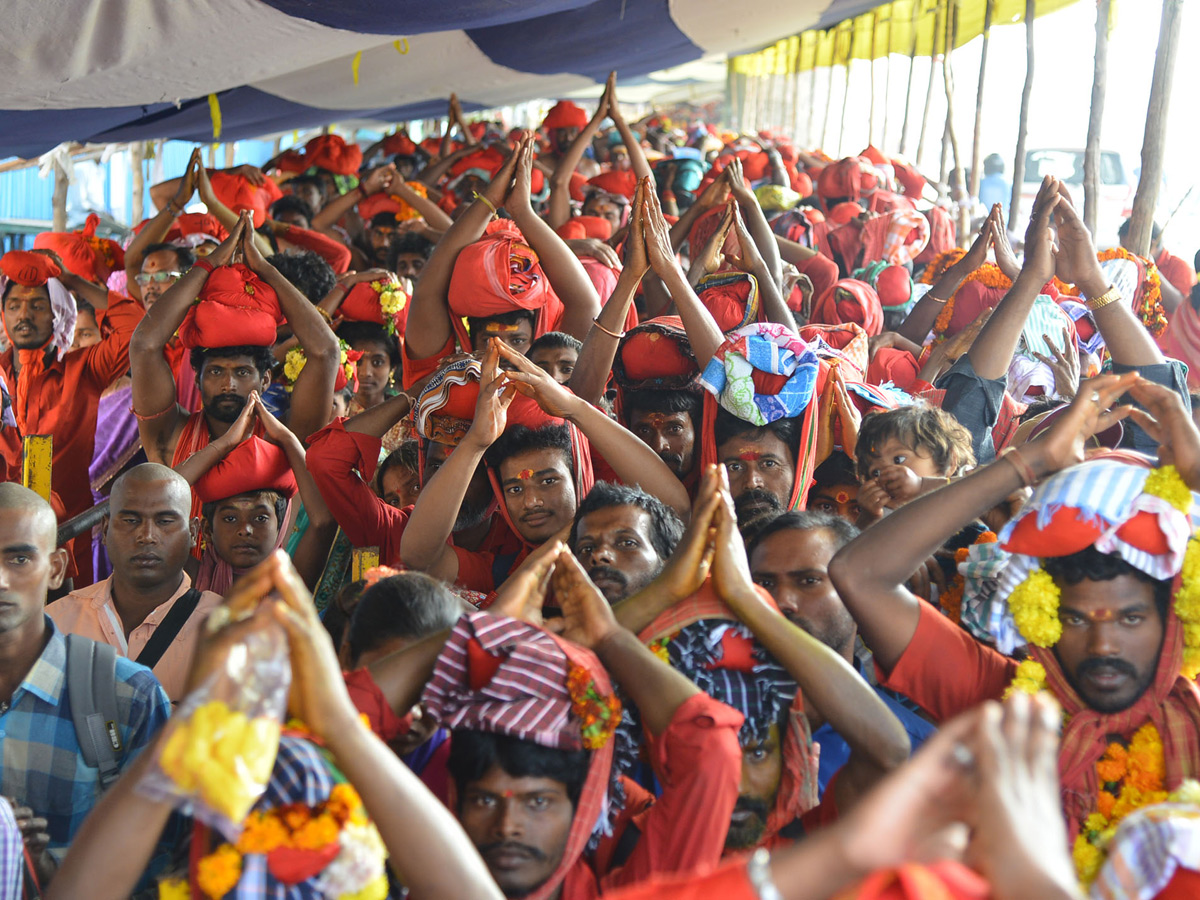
[876, 464, 925, 507]
[856, 479, 890, 523]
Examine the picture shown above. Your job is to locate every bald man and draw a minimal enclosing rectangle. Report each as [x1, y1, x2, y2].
[49, 464, 222, 701]
[0, 484, 169, 878]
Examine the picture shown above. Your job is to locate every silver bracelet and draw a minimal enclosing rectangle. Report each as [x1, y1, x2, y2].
[747, 847, 782, 900]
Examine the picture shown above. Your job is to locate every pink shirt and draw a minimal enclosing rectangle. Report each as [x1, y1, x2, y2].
[47, 574, 223, 701]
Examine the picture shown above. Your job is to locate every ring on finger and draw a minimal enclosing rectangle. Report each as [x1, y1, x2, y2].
[950, 742, 975, 769]
[1090, 391, 1102, 404]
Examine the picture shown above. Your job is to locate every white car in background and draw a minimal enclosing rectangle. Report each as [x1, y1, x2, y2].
[1018, 148, 1134, 249]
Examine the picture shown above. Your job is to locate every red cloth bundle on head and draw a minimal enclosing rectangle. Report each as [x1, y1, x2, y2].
[697, 271, 761, 334]
[414, 356, 485, 449]
[467, 122, 488, 142]
[33, 213, 124, 284]
[194, 435, 298, 503]
[811, 279, 884, 337]
[568, 170, 588, 204]
[828, 202, 865, 226]
[165, 212, 229, 245]
[357, 183, 427, 222]
[686, 205, 732, 259]
[942, 269, 1010, 338]
[423, 611, 622, 900]
[178, 263, 283, 349]
[556, 215, 613, 241]
[613, 317, 698, 390]
[875, 265, 912, 309]
[273, 149, 308, 175]
[817, 157, 868, 204]
[302, 134, 363, 175]
[867, 347, 921, 391]
[447, 219, 564, 351]
[915, 206, 956, 266]
[339, 279, 408, 334]
[542, 100, 588, 131]
[0, 249, 61, 286]
[791, 170, 814, 197]
[891, 160, 925, 200]
[419, 136, 442, 156]
[382, 132, 419, 157]
[798, 322, 869, 380]
[794, 253, 838, 309]
[449, 145, 508, 180]
[208, 171, 283, 228]
[586, 170, 638, 200]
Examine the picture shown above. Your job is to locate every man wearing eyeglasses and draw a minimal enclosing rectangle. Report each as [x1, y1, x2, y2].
[130, 244, 193, 311]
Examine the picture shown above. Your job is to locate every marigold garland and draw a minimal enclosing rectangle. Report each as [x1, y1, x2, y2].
[1072, 723, 1168, 885]
[1143, 464, 1192, 515]
[1096, 247, 1167, 337]
[932, 264, 1012, 336]
[918, 248, 966, 285]
[368, 279, 407, 336]
[566, 663, 622, 750]
[939, 531, 998, 625]
[1003, 659, 1047, 699]
[196, 844, 242, 899]
[283, 339, 360, 393]
[1008, 566, 1062, 648]
[1175, 538, 1200, 679]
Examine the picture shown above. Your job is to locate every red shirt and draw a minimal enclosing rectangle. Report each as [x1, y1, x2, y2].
[877, 599, 1017, 722]
[280, 225, 352, 275]
[0, 292, 143, 582]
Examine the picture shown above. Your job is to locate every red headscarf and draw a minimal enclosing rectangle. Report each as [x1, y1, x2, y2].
[193, 435, 297, 503]
[208, 171, 283, 228]
[586, 170, 638, 200]
[542, 100, 588, 132]
[302, 134, 363, 176]
[697, 272, 761, 334]
[556, 215, 613, 241]
[447, 220, 564, 351]
[33, 213, 124, 284]
[178, 263, 282, 349]
[382, 132, 419, 157]
[810, 279, 884, 337]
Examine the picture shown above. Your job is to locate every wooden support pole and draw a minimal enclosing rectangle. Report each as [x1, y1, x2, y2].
[881, 16, 893, 150]
[1126, 0, 1183, 256]
[898, 0, 922, 156]
[807, 67, 818, 146]
[968, 0, 995, 199]
[1009, 0, 1036, 231]
[838, 62, 851, 157]
[821, 59, 836, 149]
[869, 11, 879, 147]
[1083, 0, 1111, 237]
[22, 435, 52, 502]
[942, 0, 969, 241]
[130, 142, 145, 225]
[51, 160, 68, 232]
[917, 0, 945, 169]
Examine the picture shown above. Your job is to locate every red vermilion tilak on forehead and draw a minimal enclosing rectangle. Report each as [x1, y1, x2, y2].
[517, 469, 535, 481]
[736, 450, 762, 462]
[642, 413, 672, 428]
[835, 490, 851, 504]
[490, 323, 522, 333]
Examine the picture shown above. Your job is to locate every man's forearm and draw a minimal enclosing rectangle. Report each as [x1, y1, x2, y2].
[595, 628, 698, 737]
[344, 393, 413, 437]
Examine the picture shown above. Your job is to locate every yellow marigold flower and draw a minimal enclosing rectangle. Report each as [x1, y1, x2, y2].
[283, 347, 306, 389]
[1073, 833, 1104, 884]
[1009, 568, 1062, 647]
[1003, 659, 1047, 698]
[1170, 779, 1200, 805]
[1182, 648, 1200, 681]
[158, 878, 190, 900]
[197, 845, 242, 899]
[1143, 465, 1192, 515]
[342, 873, 390, 900]
[1083, 812, 1108, 835]
[236, 812, 288, 854]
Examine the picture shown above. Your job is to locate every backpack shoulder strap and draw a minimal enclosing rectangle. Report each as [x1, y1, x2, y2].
[134, 588, 202, 670]
[66, 634, 123, 791]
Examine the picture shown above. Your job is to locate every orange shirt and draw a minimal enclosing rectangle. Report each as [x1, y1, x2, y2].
[48, 573, 223, 701]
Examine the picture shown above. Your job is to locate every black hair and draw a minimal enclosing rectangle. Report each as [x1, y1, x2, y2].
[1043, 546, 1172, 622]
[1020, 396, 1065, 423]
[389, 233, 435, 266]
[74, 298, 96, 318]
[377, 440, 420, 495]
[266, 250, 337, 303]
[623, 388, 703, 423]
[811, 451, 858, 490]
[269, 194, 314, 224]
[336, 320, 400, 369]
[983, 153, 1005, 176]
[189, 344, 276, 377]
[143, 242, 196, 270]
[714, 407, 799, 457]
[1118, 218, 1163, 244]
[467, 308, 536, 342]
[529, 331, 582, 355]
[345, 571, 461, 666]
[746, 509, 860, 561]
[570, 481, 684, 562]
[369, 212, 401, 230]
[485, 424, 574, 475]
[286, 174, 326, 201]
[448, 730, 589, 810]
[201, 490, 289, 530]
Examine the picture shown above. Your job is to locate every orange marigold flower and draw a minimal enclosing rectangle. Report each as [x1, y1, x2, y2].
[1096, 790, 1116, 819]
[197, 845, 242, 899]
[293, 814, 339, 851]
[1096, 758, 1126, 785]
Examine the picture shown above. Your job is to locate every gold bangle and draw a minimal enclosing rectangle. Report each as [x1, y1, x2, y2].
[473, 191, 498, 218]
[591, 318, 625, 340]
[1085, 283, 1122, 312]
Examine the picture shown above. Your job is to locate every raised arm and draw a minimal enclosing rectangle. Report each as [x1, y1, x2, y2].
[1053, 180, 1166, 368]
[399, 342, 513, 581]
[131, 216, 246, 462]
[390, 180, 454, 231]
[605, 71, 655, 189]
[127, 150, 200, 304]
[967, 178, 1060, 380]
[711, 481, 909, 809]
[311, 164, 396, 235]
[405, 150, 520, 360]
[498, 342, 691, 519]
[194, 163, 275, 258]
[547, 92, 610, 228]
[568, 178, 649, 405]
[725, 158, 783, 291]
[505, 135, 601, 341]
[828, 372, 1139, 671]
[727, 200, 795, 330]
[240, 220, 339, 442]
[643, 184, 724, 369]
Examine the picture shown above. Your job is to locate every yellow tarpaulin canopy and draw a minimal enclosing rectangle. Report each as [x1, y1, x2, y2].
[730, 0, 1088, 77]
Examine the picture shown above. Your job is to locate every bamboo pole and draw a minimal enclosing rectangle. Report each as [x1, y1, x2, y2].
[968, 0, 995, 200]
[1008, 0, 1036, 231]
[942, 1, 969, 242]
[130, 142, 145, 225]
[1126, 0, 1182, 256]
[52, 160, 68, 232]
[838, 61, 851, 156]
[807, 67, 818, 146]
[821, 58, 836, 149]
[917, 0, 945, 169]
[898, 0, 922, 156]
[1083, 0, 1110, 236]
[881, 11, 893, 150]
[869, 11, 879, 147]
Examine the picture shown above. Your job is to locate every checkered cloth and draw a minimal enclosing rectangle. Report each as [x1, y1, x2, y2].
[422, 612, 620, 900]
[1090, 802, 1200, 900]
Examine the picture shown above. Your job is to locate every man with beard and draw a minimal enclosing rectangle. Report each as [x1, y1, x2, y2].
[714, 409, 801, 534]
[0, 249, 144, 584]
[569, 482, 684, 604]
[47, 464, 222, 701]
[625, 390, 702, 484]
[131, 215, 337, 503]
[747, 511, 935, 796]
[538, 100, 598, 176]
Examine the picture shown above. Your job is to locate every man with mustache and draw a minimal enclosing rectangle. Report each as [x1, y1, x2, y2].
[48, 464, 221, 701]
[715, 410, 801, 535]
[131, 214, 338, 516]
[0, 248, 144, 585]
[569, 482, 684, 604]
